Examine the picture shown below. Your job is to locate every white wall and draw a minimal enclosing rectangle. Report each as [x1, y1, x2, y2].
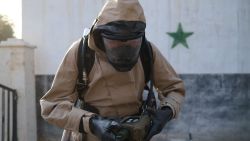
[0, 39, 37, 141]
[22, 0, 250, 74]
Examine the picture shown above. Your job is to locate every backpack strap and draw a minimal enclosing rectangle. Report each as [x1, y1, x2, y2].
[140, 36, 153, 84]
[76, 36, 95, 100]
[84, 39, 95, 75]
[140, 36, 157, 115]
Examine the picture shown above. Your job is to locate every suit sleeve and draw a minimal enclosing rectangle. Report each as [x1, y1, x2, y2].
[151, 43, 185, 118]
[40, 40, 95, 133]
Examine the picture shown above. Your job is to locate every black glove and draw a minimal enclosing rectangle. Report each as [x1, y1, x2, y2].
[144, 106, 173, 141]
[89, 115, 124, 141]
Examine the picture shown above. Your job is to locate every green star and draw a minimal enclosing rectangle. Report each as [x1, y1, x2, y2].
[167, 23, 193, 48]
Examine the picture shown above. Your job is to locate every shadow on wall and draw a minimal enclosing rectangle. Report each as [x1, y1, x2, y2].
[35, 74, 250, 141]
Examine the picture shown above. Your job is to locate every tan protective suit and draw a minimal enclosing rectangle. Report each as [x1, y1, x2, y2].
[40, 0, 185, 141]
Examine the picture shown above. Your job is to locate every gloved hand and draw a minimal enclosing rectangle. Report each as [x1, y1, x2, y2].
[89, 115, 124, 141]
[144, 106, 173, 141]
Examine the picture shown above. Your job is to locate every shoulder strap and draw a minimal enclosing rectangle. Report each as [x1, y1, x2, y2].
[76, 36, 95, 99]
[140, 36, 157, 115]
[84, 38, 95, 75]
[140, 36, 153, 84]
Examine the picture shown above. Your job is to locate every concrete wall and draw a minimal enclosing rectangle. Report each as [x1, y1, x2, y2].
[162, 74, 250, 141]
[0, 39, 37, 141]
[22, 0, 250, 74]
[36, 74, 250, 141]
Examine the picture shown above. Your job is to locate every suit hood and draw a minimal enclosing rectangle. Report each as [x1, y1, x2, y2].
[88, 0, 146, 55]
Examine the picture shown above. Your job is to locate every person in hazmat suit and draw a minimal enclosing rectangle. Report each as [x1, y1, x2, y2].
[40, 0, 185, 141]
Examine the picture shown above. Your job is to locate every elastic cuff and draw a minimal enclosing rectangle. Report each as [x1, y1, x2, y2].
[79, 116, 84, 133]
[160, 102, 176, 118]
[82, 112, 96, 133]
[160, 93, 184, 118]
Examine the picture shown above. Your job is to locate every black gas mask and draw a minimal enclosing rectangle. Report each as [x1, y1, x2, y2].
[102, 34, 143, 72]
[94, 21, 146, 72]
